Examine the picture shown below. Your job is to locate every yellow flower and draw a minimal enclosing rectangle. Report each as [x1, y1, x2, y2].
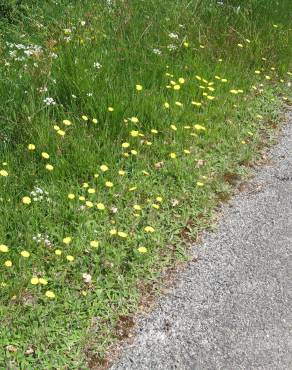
[118, 170, 125, 176]
[144, 226, 155, 233]
[133, 204, 141, 211]
[230, 89, 238, 94]
[90, 240, 99, 248]
[130, 117, 139, 123]
[0, 244, 9, 253]
[191, 101, 202, 107]
[265, 75, 271, 80]
[170, 152, 177, 159]
[20, 250, 30, 258]
[39, 278, 48, 285]
[184, 149, 191, 154]
[45, 291, 55, 299]
[196, 181, 204, 187]
[206, 95, 215, 100]
[63, 236, 72, 245]
[170, 124, 177, 131]
[96, 203, 105, 210]
[68, 193, 75, 200]
[130, 130, 139, 137]
[151, 129, 158, 134]
[63, 119, 72, 126]
[221, 78, 227, 83]
[118, 231, 128, 238]
[110, 229, 117, 235]
[82, 115, 88, 121]
[0, 169, 8, 177]
[88, 188, 96, 194]
[28, 144, 36, 150]
[194, 124, 206, 131]
[83, 182, 89, 188]
[108, 107, 114, 112]
[45, 164, 54, 171]
[79, 196, 85, 201]
[137, 246, 147, 253]
[22, 196, 31, 205]
[85, 201, 94, 208]
[164, 102, 170, 108]
[195, 75, 202, 80]
[54, 125, 60, 131]
[122, 142, 130, 148]
[183, 42, 189, 47]
[31, 277, 39, 285]
[92, 118, 98, 124]
[66, 255, 74, 262]
[41, 152, 50, 159]
[100, 164, 109, 172]
[136, 84, 143, 91]
[105, 181, 113, 188]
[131, 150, 137, 155]
[55, 249, 62, 256]
[178, 77, 185, 84]
[237, 43, 243, 48]
[57, 130, 65, 136]
[255, 70, 261, 74]
[4, 260, 12, 267]
[173, 84, 180, 90]
[156, 196, 163, 203]
[152, 204, 160, 209]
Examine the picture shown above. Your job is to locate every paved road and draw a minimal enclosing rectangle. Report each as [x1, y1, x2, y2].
[112, 111, 292, 370]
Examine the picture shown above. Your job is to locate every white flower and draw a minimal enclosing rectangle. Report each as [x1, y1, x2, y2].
[93, 62, 102, 69]
[82, 273, 92, 283]
[153, 48, 162, 55]
[43, 97, 56, 106]
[168, 32, 179, 39]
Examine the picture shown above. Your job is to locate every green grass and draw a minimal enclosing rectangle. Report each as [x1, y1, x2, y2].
[0, 0, 291, 368]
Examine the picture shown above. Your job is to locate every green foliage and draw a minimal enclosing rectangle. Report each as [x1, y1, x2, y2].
[0, 0, 291, 368]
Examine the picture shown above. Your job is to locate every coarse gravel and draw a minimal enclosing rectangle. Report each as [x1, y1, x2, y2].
[111, 111, 292, 370]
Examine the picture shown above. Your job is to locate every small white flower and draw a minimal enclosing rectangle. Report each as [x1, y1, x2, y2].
[82, 273, 92, 283]
[93, 62, 102, 69]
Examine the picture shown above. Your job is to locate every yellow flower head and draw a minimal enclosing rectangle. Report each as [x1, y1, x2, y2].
[100, 164, 109, 172]
[22, 196, 31, 205]
[85, 201, 94, 208]
[82, 115, 88, 121]
[137, 246, 148, 253]
[144, 226, 155, 233]
[117, 231, 128, 238]
[170, 152, 177, 159]
[173, 84, 180, 90]
[68, 193, 75, 200]
[136, 84, 143, 91]
[122, 142, 130, 148]
[45, 164, 54, 171]
[0, 244, 9, 253]
[55, 249, 62, 256]
[130, 117, 139, 123]
[66, 255, 74, 262]
[31, 277, 39, 285]
[118, 170, 126, 176]
[63, 236, 72, 245]
[96, 203, 105, 210]
[57, 130, 65, 136]
[88, 188, 96, 194]
[20, 250, 30, 258]
[41, 152, 50, 159]
[105, 181, 113, 188]
[28, 144, 36, 151]
[45, 291, 55, 299]
[39, 278, 48, 285]
[194, 124, 206, 131]
[4, 260, 12, 267]
[0, 169, 8, 177]
[63, 119, 72, 126]
[90, 240, 99, 248]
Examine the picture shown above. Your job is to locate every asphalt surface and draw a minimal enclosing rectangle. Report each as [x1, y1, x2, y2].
[112, 111, 292, 370]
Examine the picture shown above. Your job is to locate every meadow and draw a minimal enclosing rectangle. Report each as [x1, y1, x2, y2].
[0, 0, 291, 368]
